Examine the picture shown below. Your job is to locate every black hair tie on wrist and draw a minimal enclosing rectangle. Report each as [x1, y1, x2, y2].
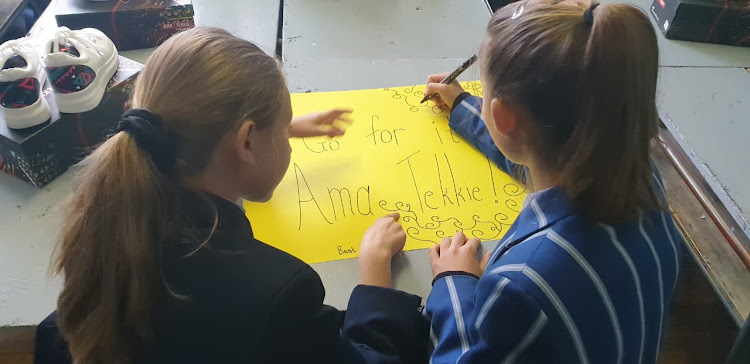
[584, 3, 600, 27]
[115, 108, 177, 173]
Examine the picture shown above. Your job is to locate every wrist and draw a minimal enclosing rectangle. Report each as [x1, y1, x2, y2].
[359, 245, 392, 263]
[287, 116, 309, 137]
[359, 255, 392, 288]
[451, 92, 471, 111]
[432, 270, 480, 286]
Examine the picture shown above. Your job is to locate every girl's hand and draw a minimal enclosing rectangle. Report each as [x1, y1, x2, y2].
[425, 73, 466, 110]
[358, 213, 406, 288]
[288, 109, 353, 138]
[428, 231, 490, 278]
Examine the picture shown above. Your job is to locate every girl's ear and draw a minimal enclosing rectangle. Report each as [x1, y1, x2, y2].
[490, 97, 520, 137]
[234, 120, 256, 164]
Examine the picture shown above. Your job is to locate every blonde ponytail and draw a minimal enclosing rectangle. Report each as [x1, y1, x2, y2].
[53, 27, 286, 362]
[54, 132, 177, 362]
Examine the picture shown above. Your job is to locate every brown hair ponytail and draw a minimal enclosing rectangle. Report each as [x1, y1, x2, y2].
[54, 132, 177, 362]
[482, 0, 661, 223]
[53, 27, 286, 362]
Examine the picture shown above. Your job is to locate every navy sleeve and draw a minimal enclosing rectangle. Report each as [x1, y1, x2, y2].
[344, 285, 430, 364]
[449, 95, 521, 177]
[261, 267, 365, 364]
[263, 267, 428, 364]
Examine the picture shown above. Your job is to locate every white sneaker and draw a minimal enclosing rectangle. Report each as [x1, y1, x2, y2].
[0, 38, 52, 129]
[43, 27, 119, 113]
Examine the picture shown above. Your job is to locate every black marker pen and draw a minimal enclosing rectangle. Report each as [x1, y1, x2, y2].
[420, 54, 478, 104]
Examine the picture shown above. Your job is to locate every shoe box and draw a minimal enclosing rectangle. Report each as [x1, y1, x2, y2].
[650, 0, 750, 48]
[55, 0, 195, 51]
[0, 56, 143, 187]
[0, 89, 68, 187]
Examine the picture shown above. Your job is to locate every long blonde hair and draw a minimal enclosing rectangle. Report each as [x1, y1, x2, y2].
[482, 0, 660, 223]
[53, 27, 286, 363]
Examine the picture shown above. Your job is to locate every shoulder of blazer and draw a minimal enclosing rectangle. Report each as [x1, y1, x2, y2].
[260, 263, 335, 336]
[269, 264, 326, 309]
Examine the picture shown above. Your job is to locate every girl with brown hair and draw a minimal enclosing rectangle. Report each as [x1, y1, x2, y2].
[40, 27, 427, 363]
[422, 1, 681, 363]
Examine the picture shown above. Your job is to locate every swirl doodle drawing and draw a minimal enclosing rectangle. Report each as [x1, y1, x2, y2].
[378, 199, 514, 244]
[384, 86, 443, 114]
[464, 80, 483, 96]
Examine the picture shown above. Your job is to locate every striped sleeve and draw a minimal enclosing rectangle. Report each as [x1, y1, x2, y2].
[459, 274, 549, 364]
[448, 95, 518, 175]
[425, 273, 551, 364]
[424, 275, 479, 363]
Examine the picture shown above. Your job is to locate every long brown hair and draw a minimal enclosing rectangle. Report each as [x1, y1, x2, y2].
[482, 0, 660, 223]
[53, 27, 286, 363]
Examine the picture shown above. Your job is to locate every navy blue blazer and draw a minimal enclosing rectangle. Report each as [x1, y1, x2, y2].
[36, 189, 428, 364]
[424, 95, 682, 364]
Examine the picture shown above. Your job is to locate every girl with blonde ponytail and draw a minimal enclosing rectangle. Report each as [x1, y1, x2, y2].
[41, 27, 427, 364]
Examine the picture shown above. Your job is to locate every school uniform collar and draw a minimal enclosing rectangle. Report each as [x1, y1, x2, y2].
[179, 188, 255, 240]
[521, 187, 551, 209]
[506, 186, 576, 245]
[213, 195, 255, 238]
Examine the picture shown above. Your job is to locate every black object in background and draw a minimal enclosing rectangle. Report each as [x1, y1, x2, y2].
[484, 0, 514, 13]
[0, 0, 51, 43]
[55, 0, 195, 51]
[650, 0, 750, 48]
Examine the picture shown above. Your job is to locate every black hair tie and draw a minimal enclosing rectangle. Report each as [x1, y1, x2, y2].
[584, 3, 600, 27]
[115, 108, 177, 173]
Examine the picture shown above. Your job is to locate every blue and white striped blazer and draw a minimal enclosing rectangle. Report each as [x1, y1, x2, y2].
[424, 95, 682, 364]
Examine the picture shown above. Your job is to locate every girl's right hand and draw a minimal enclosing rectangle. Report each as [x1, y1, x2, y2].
[358, 213, 406, 288]
[360, 213, 406, 260]
[425, 73, 466, 110]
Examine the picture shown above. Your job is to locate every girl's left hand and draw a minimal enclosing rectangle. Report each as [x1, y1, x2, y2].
[428, 231, 491, 278]
[288, 108, 353, 138]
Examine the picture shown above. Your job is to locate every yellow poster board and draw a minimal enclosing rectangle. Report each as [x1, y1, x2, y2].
[244, 83, 526, 264]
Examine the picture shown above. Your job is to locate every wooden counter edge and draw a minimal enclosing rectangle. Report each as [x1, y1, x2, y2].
[655, 130, 750, 325]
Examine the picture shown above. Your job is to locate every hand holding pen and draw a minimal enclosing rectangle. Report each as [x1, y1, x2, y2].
[422, 54, 477, 109]
[423, 74, 466, 110]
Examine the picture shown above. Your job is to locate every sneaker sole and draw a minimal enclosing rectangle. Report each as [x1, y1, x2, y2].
[1, 94, 52, 129]
[53, 51, 119, 114]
